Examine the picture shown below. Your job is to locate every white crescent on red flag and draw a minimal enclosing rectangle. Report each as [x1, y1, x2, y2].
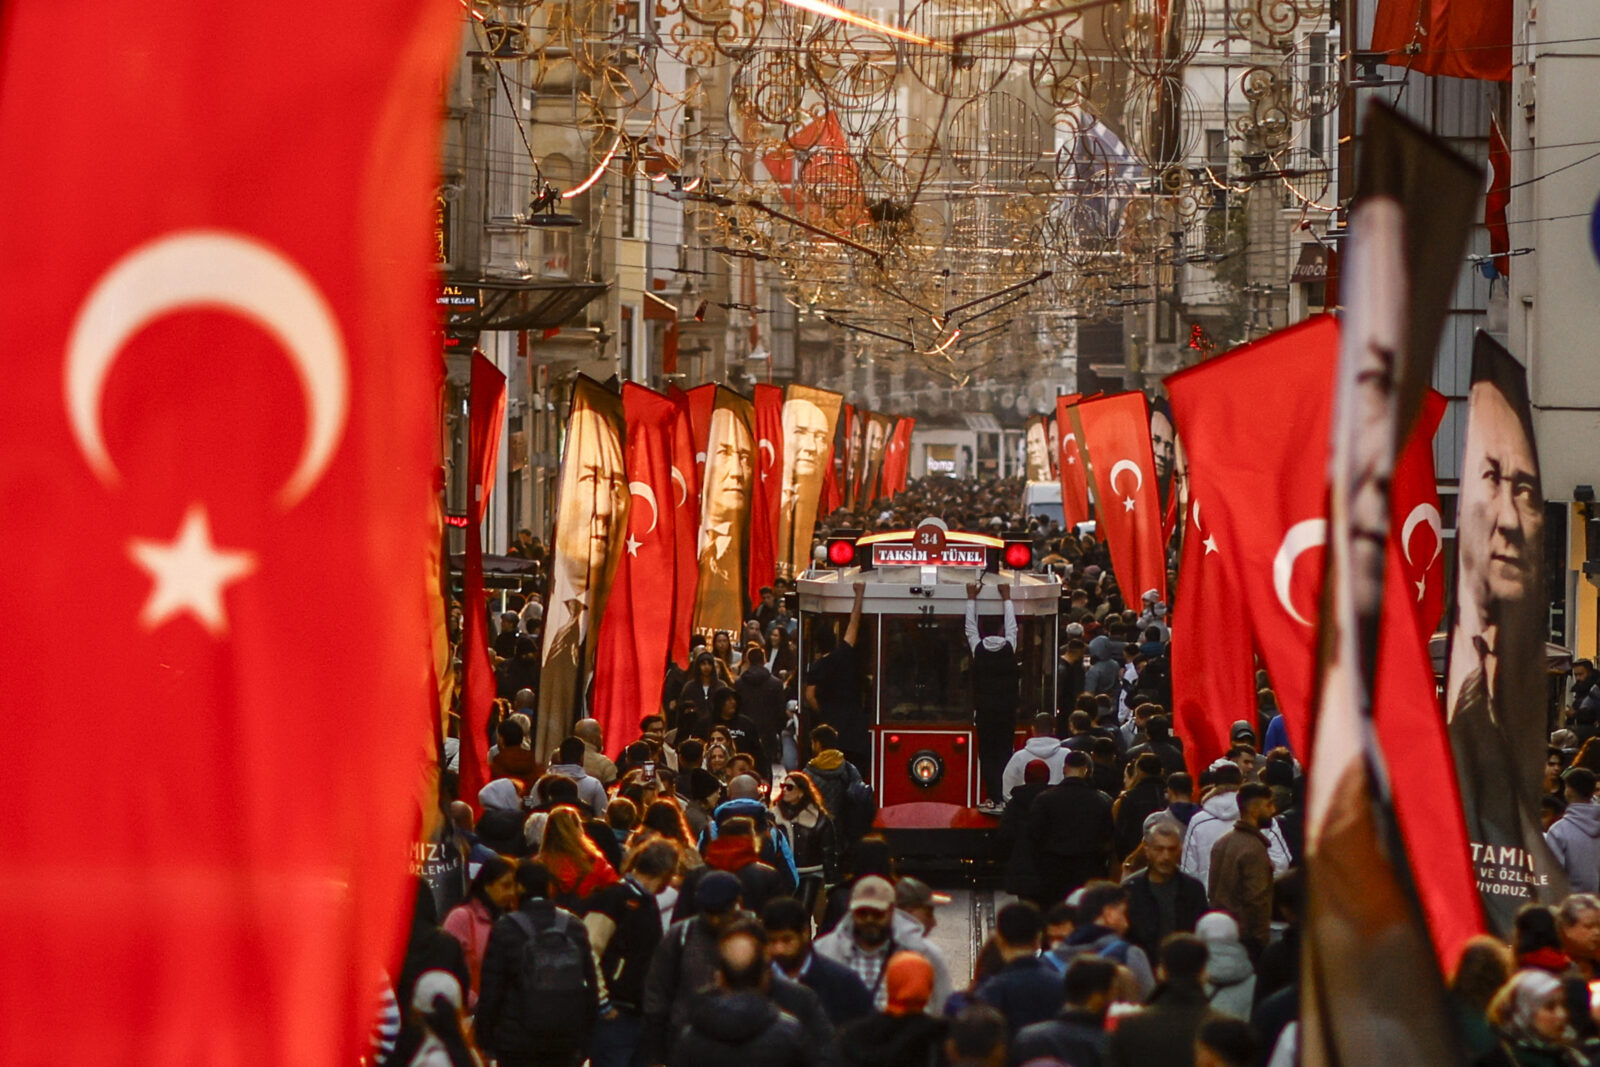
[1073, 392, 1167, 604]
[747, 383, 785, 604]
[593, 384, 680, 757]
[667, 387, 701, 668]
[1055, 393, 1090, 529]
[1167, 315, 1480, 968]
[0, 2, 456, 1060]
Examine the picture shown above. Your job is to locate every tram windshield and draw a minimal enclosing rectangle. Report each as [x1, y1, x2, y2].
[802, 609, 1057, 726]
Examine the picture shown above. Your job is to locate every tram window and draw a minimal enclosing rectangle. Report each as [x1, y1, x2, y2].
[800, 610, 877, 726]
[880, 616, 972, 722]
[878, 615, 1055, 724]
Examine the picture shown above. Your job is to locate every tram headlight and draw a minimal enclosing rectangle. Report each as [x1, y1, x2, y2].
[908, 750, 944, 789]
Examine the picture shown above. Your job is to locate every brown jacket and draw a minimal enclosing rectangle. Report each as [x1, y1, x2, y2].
[1206, 820, 1273, 949]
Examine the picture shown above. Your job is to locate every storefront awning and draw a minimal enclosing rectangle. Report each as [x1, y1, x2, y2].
[443, 276, 610, 331]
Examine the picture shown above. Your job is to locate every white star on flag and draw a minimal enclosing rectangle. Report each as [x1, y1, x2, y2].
[626, 533, 643, 557]
[127, 504, 257, 636]
[1204, 535, 1218, 554]
[1415, 577, 1427, 601]
[1122, 496, 1136, 512]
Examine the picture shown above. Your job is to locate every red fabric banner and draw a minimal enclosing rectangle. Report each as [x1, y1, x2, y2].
[593, 384, 679, 756]
[1370, 0, 1512, 81]
[1168, 493, 1253, 779]
[1055, 393, 1090, 528]
[667, 388, 701, 666]
[1487, 115, 1512, 277]
[1393, 390, 1449, 639]
[881, 417, 917, 497]
[1167, 319, 1478, 963]
[748, 383, 785, 603]
[684, 382, 716, 500]
[1074, 392, 1168, 604]
[459, 352, 507, 812]
[0, 1, 455, 1059]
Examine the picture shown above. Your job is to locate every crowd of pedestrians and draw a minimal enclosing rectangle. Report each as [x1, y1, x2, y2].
[395, 475, 1600, 1067]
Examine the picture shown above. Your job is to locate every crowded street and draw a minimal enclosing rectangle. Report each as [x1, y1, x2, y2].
[6, 0, 1600, 1065]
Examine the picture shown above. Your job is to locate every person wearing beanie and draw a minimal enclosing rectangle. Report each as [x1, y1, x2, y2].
[1002, 713, 1068, 800]
[835, 952, 948, 1067]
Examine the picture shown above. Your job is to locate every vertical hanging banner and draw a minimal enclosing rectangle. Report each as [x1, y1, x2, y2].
[1023, 415, 1052, 482]
[1055, 393, 1090, 529]
[1073, 392, 1168, 603]
[0, 1, 456, 1060]
[747, 383, 785, 604]
[667, 387, 701, 667]
[858, 411, 894, 508]
[880, 416, 917, 498]
[1148, 396, 1180, 540]
[538, 377, 631, 756]
[777, 384, 843, 580]
[842, 404, 866, 509]
[1169, 317, 1478, 967]
[693, 387, 756, 638]
[459, 351, 507, 811]
[1046, 414, 1061, 481]
[1167, 493, 1253, 778]
[1445, 332, 1566, 928]
[1300, 102, 1481, 1067]
[592, 384, 679, 758]
[684, 381, 716, 499]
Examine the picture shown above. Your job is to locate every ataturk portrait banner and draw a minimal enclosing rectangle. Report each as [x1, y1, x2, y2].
[777, 384, 842, 580]
[538, 376, 630, 755]
[693, 386, 756, 638]
[1446, 331, 1566, 930]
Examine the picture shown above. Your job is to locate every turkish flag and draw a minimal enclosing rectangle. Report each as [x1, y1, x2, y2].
[0, 1, 455, 1061]
[593, 384, 680, 757]
[667, 388, 701, 667]
[1371, 0, 1511, 81]
[748, 384, 785, 604]
[459, 352, 507, 811]
[684, 382, 717, 500]
[1486, 115, 1512, 277]
[1055, 393, 1090, 528]
[1169, 493, 1253, 778]
[1168, 318, 1478, 965]
[1393, 390, 1449, 638]
[881, 417, 917, 497]
[1074, 392, 1167, 603]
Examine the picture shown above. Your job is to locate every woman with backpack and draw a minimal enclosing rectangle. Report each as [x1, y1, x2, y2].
[539, 806, 621, 912]
[772, 772, 840, 913]
[441, 855, 517, 1007]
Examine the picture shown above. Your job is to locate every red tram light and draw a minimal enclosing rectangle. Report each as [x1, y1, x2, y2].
[827, 539, 857, 566]
[1003, 540, 1033, 570]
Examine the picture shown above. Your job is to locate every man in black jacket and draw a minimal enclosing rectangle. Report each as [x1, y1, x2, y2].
[763, 896, 874, 1027]
[967, 581, 1021, 813]
[1106, 935, 1218, 1067]
[642, 871, 753, 1065]
[1123, 820, 1208, 959]
[1009, 956, 1115, 1067]
[690, 690, 767, 769]
[1026, 750, 1113, 904]
[476, 861, 600, 1067]
[1112, 754, 1169, 861]
[670, 923, 809, 1067]
[736, 646, 787, 772]
[588, 841, 676, 1067]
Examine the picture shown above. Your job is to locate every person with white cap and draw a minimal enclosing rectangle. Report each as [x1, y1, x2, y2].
[813, 875, 952, 1013]
[1194, 911, 1256, 1019]
[403, 969, 485, 1067]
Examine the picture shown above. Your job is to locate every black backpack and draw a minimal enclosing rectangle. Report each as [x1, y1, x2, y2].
[839, 777, 877, 843]
[510, 908, 590, 1037]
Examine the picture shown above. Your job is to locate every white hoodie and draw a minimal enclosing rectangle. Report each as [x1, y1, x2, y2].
[1001, 736, 1067, 799]
[1179, 790, 1291, 886]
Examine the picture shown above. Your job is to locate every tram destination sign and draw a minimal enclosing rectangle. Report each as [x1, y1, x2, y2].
[871, 543, 986, 568]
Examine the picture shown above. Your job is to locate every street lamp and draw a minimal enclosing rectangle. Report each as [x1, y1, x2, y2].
[483, 1, 536, 59]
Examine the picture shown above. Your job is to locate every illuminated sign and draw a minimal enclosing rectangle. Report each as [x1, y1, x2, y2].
[871, 543, 986, 568]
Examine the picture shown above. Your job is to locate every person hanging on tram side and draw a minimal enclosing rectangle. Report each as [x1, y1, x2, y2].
[805, 581, 870, 780]
[966, 581, 1021, 814]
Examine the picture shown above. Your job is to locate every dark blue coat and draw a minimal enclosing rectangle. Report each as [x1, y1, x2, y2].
[796, 951, 875, 1028]
[975, 955, 1067, 1036]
